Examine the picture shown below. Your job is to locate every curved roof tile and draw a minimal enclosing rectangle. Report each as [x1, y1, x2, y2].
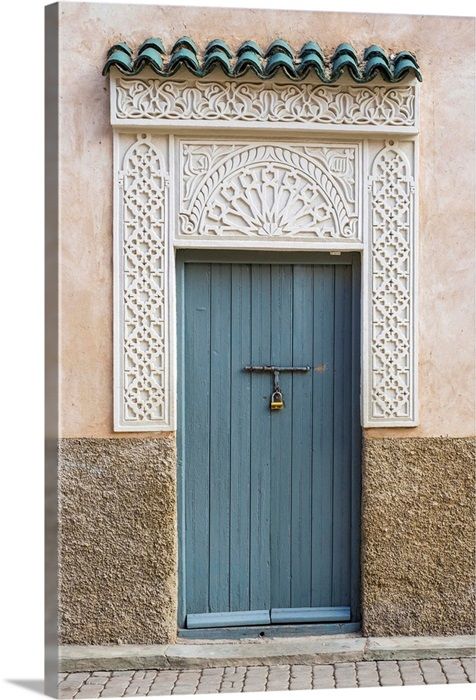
[102, 37, 422, 82]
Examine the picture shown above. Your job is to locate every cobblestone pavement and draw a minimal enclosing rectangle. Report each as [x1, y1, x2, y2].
[58, 658, 475, 697]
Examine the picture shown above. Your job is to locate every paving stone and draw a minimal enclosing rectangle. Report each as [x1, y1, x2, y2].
[101, 688, 131, 698]
[312, 664, 335, 689]
[243, 681, 267, 692]
[289, 664, 312, 689]
[201, 667, 225, 677]
[65, 672, 91, 683]
[460, 657, 476, 683]
[59, 689, 79, 700]
[59, 679, 86, 694]
[377, 660, 402, 686]
[267, 664, 290, 690]
[74, 688, 104, 699]
[172, 688, 199, 695]
[243, 666, 268, 691]
[85, 675, 108, 684]
[57, 654, 476, 696]
[196, 679, 222, 693]
[356, 660, 380, 687]
[398, 660, 425, 685]
[149, 681, 177, 692]
[334, 662, 357, 688]
[112, 671, 136, 678]
[125, 682, 154, 695]
[105, 678, 131, 685]
[148, 689, 174, 697]
[221, 666, 246, 690]
[439, 658, 468, 684]
[420, 659, 447, 684]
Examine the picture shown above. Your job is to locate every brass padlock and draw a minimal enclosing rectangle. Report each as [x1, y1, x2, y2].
[270, 389, 284, 410]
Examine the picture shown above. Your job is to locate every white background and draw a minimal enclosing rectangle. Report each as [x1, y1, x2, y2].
[0, 0, 474, 698]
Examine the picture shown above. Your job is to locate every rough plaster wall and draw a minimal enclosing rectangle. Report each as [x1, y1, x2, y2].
[58, 3, 476, 439]
[59, 438, 177, 644]
[362, 437, 476, 636]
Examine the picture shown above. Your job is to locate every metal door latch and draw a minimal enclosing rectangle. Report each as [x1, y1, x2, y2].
[243, 365, 311, 411]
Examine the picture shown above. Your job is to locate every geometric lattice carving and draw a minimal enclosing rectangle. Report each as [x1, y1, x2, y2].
[368, 141, 415, 423]
[115, 79, 416, 128]
[179, 142, 360, 241]
[116, 133, 170, 429]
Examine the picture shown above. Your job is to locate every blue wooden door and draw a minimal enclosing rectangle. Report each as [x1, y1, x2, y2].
[177, 251, 360, 631]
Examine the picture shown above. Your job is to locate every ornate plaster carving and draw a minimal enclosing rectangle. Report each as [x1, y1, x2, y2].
[111, 77, 419, 430]
[115, 78, 416, 128]
[115, 134, 171, 430]
[368, 141, 416, 423]
[178, 141, 360, 240]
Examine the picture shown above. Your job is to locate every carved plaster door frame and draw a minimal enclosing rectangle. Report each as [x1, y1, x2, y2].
[109, 70, 419, 431]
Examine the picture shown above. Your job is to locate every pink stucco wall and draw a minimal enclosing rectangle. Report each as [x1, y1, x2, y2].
[58, 2, 475, 439]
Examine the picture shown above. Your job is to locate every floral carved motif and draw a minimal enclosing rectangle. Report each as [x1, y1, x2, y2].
[178, 142, 360, 240]
[118, 134, 169, 428]
[115, 79, 416, 127]
[369, 142, 415, 421]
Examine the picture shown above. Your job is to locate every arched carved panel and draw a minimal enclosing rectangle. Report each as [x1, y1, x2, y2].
[178, 142, 361, 241]
[367, 141, 416, 423]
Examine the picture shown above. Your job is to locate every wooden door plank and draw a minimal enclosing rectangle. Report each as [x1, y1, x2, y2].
[311, 266, 335, 607]
[249, 265, 272, 611]
[350, 258, 362, 621]
[270, 265, 293, 609]
[209, 264, 232, 613]
[229, 264, 252, 612]
[290, 265, 314, 608]
[332, 265, 352, 606]
[184, 263, 211, 615]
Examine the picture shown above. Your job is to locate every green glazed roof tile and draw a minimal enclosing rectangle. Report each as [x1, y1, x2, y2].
[138, 37, 165, 55]
[265, 51, 298, 78]
[134, 46, 165, 73]
[102, 45, 134, 75]
[363, 44, 388, 63]
[203, 49, 233, 76]
[393, 55, 422, 81]
[103, 38, 422, 82]
[234, 50, 264, 76]
[171, 36, 199, 54]
[107, 42, 133, 58]
[168, 46, 201, 74]
[265, 39, 294, 58]
[332, 43, 359, 61]
[299, 41, 324, 58]
[330, 53, 362, 81]
[363, 55, 393, 81]
[205, 39, 233, 57]
[297, 52, 327, 80]
[237, 40, 263, 56]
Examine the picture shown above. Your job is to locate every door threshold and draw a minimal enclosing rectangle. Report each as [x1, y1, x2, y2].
[178, 621, 361, 640]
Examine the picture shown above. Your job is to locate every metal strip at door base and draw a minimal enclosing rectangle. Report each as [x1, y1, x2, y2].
[186, 606, 350, 629]
[186, 610, 270, 629]
[270, 606, 351, 624]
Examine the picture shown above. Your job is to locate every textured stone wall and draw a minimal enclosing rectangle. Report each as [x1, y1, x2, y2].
[362, 437, 475, 636]
[58, 438, 177, 644]
[58, 436, 475, 642]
